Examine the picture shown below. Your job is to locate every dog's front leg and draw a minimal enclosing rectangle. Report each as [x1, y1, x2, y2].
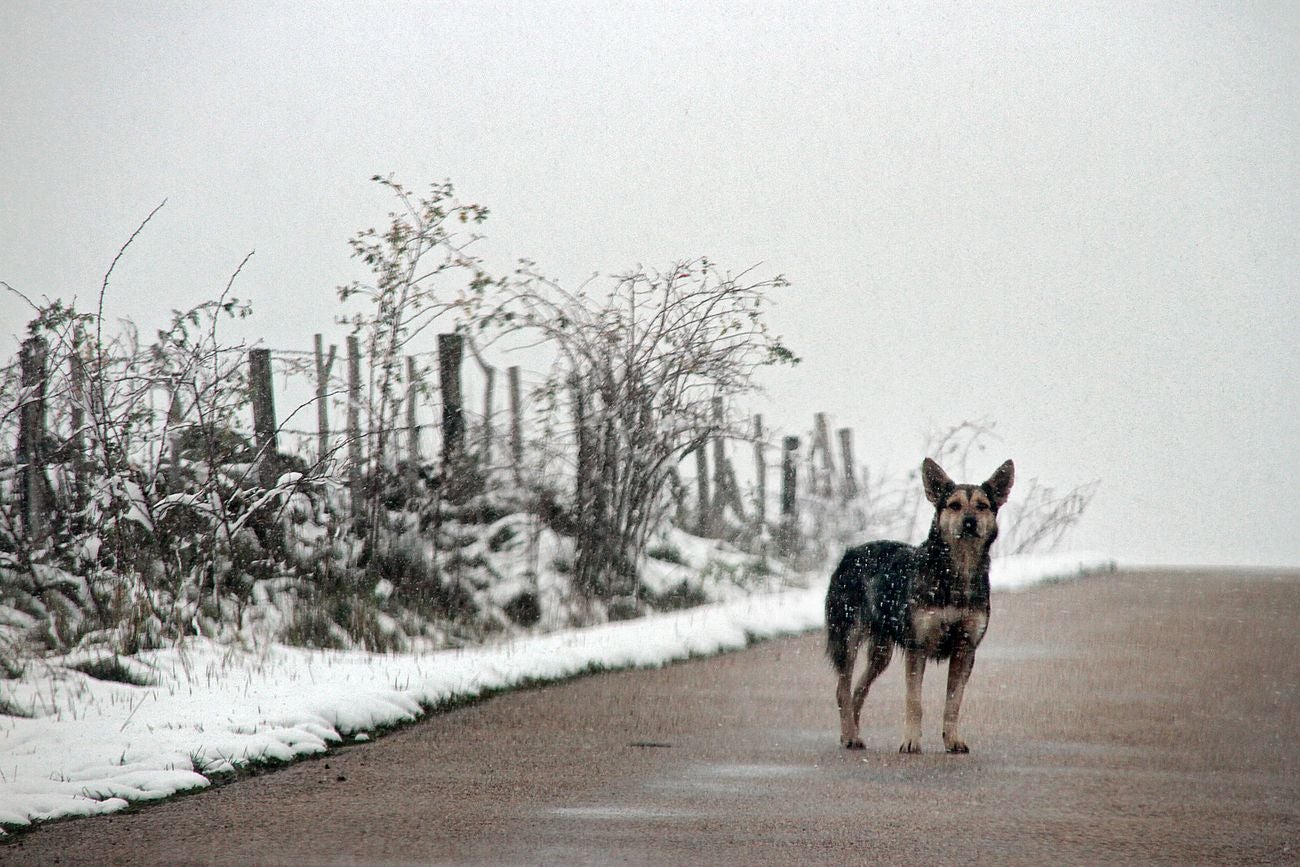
[943, 646, 977, 753]
[900, 649, 926, 753]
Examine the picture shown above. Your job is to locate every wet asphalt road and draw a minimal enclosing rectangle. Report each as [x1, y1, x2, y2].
[3, 568, 1297, 865]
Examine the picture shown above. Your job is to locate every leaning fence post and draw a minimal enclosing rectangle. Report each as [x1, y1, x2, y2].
[721, 457, 745, 523]
[507, 365, 523, 479]
[347, 335, 363, 518]
[248, 349, 278, 487]
[313, 334, 337, 464]
[17, 335, 50, 543]
[405, 356, 421, 464]
[461, 336, 498, 475]
[752, 415, 767, 531]
[68, 335, 89, 515]
[710, 397, 744, 523]
[694, 442, 711, 537]
[710, 396, 728, 529]
[572, 373, 592, 517]
[481, 363, 496, 469]
[167, 381, 184, 481]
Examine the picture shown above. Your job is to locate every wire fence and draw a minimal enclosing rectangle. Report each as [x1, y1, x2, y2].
[1, 328, 883, 561]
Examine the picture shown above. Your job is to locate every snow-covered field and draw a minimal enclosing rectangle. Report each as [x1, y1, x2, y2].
[0, 552, 1111, 834]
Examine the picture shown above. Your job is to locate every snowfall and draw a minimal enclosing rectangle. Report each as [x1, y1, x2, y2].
[0, 551, 1111, 834]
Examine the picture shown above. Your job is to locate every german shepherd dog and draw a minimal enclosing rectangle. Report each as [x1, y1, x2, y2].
[826, 458, 1014, 753]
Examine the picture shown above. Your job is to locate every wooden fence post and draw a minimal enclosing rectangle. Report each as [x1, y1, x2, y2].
[709, 397, 745, 525]
[167, 382, 184, 478]
[721, 459, 745, 523]
[405, 356, 421, 464]
[347, 335, 363, 518]
[777, 435, 800, 555]
[838, 427, 858, 499]
[752, 415, 766, 530]
[711, 397, 726, 493]
[437, 334, 465, 467]
[507, 365, 523, 479]
[694, 443, 711, 536]
[813, 412, 835, 498]
[780, 436, 799, 519]
[462, 337, 497, 475]
[481, 363, 496, 468]
[572, 373, 592, 517]
[710, 396, 728, 531]
[248, 349, 278, 487]
[17, 336, 49, 543]
[313, 334, 337, 464]
[68, 336, 89, 515]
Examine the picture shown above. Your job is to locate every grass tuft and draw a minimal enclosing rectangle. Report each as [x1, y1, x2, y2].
[0, 694, 33, 718]
[69, 656, 154, 687]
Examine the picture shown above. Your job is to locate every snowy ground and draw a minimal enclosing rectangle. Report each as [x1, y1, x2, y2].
[0, 551, 1112, 834]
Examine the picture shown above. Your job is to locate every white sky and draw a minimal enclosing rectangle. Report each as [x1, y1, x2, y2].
[1, 1, 1296, 566]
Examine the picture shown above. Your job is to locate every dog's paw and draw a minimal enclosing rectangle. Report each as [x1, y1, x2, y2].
[842, 737, 865, 750]
[899, 737, 923, 754]
[941, 733, 972, 753]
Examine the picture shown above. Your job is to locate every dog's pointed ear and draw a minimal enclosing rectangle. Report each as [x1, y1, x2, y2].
[983, 460, 1015, 508]
[921, 458, 955, 505]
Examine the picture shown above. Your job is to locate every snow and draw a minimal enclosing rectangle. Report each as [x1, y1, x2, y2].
[990, 550, 1116, 590]
[0, 552, 1112, 834]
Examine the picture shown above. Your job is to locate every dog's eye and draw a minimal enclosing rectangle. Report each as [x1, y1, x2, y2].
[947, 502, 962, 511]
[975, 502, 989, 511]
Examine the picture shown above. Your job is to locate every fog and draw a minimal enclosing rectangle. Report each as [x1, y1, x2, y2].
[2, 1, 1295, 566]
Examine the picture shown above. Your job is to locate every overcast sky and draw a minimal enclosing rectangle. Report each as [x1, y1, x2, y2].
[2, 2, 1296, 567]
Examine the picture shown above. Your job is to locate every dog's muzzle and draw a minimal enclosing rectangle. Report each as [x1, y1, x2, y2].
[961, 516, 980, 537]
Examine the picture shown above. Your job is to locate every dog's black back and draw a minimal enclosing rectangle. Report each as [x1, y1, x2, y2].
[825, 535, 993, 670]
[825, 541, 914, 670]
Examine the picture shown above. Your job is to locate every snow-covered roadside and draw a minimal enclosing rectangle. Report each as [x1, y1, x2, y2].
[0, 552, 1113, 833]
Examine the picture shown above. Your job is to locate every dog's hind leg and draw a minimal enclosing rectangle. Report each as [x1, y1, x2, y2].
[851, 639, 894, 731]
[835, 633, 864, 749]
[942, 646, 977, 753]
[900, 649, 926, 753]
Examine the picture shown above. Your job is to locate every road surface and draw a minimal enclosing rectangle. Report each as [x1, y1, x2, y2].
[3, 568, 1297, 865]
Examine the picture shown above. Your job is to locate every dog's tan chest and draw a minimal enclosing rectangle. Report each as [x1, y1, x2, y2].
[948, 540, 985, 585]
[910, 606, 988, 651]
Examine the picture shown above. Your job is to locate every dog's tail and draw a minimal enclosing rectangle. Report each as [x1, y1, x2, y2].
[825, 549, 866, 674]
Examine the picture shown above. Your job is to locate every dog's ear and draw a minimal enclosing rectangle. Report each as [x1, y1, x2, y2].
[983, 460, 1015, 508]
[921, 458, 955, 505]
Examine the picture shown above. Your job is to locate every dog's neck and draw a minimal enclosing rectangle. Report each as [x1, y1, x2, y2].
[945, 537, 986, 586]
[918, 523, 994, 606]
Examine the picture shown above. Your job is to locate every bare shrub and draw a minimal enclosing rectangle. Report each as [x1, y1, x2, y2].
[336, 176, 491, 535]
[484, 259, 797, 598]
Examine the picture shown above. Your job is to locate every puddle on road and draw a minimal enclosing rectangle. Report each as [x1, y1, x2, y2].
[690, 763, 811, 779]
[547, 765, 812, 822]
[550, 805, 692, 821]
[645, 762, 814, 796]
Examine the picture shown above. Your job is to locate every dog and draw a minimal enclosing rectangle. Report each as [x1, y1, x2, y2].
[825, 457, 1014, 753]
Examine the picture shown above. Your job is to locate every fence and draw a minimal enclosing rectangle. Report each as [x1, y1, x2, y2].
[3, 329, 876, 558]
